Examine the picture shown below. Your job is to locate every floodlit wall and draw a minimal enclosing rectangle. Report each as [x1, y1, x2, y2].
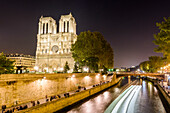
[0, 73, 108, 108]
[19, 75, 120, 113]
[156, 82, 170, 105]
[147, 78, 170, 106]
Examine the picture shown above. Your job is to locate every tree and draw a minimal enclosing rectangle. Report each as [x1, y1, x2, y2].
[140, 61, 150, 72]
[0, 52, 14, 74]
[71, 31, 114, 72]
[148, 56, 164, 72]
[64, 61, 70, 73]
[139, 56, 164, 73]
[153, 17, 170, 63]
[85, 57, 99, 72]
[103, 65, 108, 74]
[73, 63, 78, 73]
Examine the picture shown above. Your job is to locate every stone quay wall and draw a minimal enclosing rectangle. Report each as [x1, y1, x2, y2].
[156, 81, 170, 105]
[19, 75, 120, 113]
[0, 73, 108, 108]
[147, 78, 170, 106]
[0, 73, 99, 81]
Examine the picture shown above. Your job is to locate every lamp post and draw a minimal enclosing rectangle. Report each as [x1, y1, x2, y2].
[83, 67, 89, 73]
[34, 66, 39, 73]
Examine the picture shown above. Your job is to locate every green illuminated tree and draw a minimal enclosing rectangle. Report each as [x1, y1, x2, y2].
[103, 65, 108, 74]
[153, 17, 170, 63]
[139, 56, 164, 73]
[148, 56, 165, 72]
[140, 61, 150, 72]
[73, 63, 78, 73]
[64, 61, 70, 73]
[0, 52, 14, 74]
[71, 31, 114, 72]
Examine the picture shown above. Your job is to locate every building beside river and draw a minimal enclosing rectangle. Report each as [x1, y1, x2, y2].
[35, 13, 77, 73]
[6, 53, 35, 73]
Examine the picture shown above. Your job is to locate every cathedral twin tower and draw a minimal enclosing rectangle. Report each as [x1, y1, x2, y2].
[35, 13, 77, 73]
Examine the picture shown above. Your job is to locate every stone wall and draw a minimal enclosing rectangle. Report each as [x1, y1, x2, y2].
[0, 73, 108, 108]
[19, 75, 120, 113]
[156, 82, 170, 105]
[147, 78, 170, 106]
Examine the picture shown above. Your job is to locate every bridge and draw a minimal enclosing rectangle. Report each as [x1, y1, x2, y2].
[113, 72, 164, 79]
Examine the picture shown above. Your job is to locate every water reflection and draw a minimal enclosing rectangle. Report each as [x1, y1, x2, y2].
[134, 80, 166, 113]
[103, 91, 109, 100]
[128, 76, 131, 84]
[67, 78, 127, 113]
[67, 79, 166, 113]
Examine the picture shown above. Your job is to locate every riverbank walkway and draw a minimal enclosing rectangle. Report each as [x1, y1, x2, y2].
[158, 81, 170, 96]
[1, 80, 110, 113]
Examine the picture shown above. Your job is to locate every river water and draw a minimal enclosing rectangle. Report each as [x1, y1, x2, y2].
[65, 77, 166, 113]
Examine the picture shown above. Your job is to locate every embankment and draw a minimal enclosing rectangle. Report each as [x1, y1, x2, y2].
[19, 75, 121, 113]
[147, 78, 170, 107]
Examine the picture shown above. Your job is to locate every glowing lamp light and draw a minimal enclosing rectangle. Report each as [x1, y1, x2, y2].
[34, 66, 39, 71]
[60, 68, 64, 71]
[103, 75, 106, 80]
[96, 75, 99, 79]
[85, 75, 90, 79]
[83, 67, 89, 72]
[72, 75, 75, 78]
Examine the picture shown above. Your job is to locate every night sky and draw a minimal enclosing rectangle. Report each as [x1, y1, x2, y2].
[0, 0, 169, 68]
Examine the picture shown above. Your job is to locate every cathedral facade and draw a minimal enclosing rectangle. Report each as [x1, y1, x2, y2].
[35, 13, 77, 73]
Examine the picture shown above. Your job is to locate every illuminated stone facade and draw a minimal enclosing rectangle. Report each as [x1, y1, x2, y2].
[6, 54, 35, 73]
[35, 13, 77, 73]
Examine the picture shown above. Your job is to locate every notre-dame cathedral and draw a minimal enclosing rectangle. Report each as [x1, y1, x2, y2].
[35, 13, 77, 73]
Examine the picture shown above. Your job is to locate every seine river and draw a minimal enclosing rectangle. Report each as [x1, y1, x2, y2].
[65, 78, 166, 113]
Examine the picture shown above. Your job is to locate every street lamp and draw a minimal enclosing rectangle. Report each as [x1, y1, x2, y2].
[34, 66, 39, 73]
[103, 75, 106, 81]
[60, 67, 64, 72]
[34, 66, 38, 70]
[72, 74, 75, 78]
[83, 67, 89, 72]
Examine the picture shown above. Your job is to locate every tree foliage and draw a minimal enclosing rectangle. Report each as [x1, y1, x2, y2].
[71, 31, 114, 72]
[73, 63, 78, 73]
[140, 61, 150, 72]
[0, 52, 14, 74]
[139, 56, 164, 73]
[153, 17, 170, 63]
[64, 61, 70, 73]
